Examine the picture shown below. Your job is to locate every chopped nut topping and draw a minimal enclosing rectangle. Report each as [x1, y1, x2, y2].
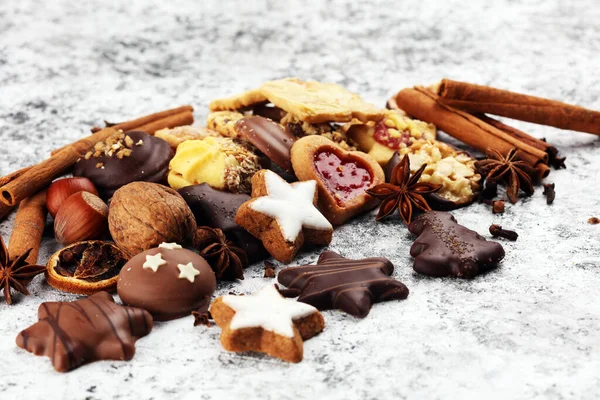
[85, 133, 135, 160]
[96, 162, 104, 169]
[135, 139, 143, 146]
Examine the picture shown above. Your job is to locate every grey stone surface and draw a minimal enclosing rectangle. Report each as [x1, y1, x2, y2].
[1, 0, 599, 399]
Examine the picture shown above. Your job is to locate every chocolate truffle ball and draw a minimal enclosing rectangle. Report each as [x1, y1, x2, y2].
[117, 244, 216, 321]
[73, 131, 173, 199]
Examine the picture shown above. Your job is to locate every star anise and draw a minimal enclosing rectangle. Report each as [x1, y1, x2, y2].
[474, 148, 536, 204]
[366, 154, 441, 224]
[0, 237, 46, 305]
[194, 226, 248, 280]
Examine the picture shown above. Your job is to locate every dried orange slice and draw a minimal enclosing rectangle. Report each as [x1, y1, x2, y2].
[46, 241, 128, 295]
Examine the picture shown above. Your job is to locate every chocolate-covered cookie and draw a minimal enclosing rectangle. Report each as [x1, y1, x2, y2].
[73, 131, 173, 199]
[16, 291, 153, 372]
[117, 243, 216, 321]
[408, 211, 505, 278]
[178, 183, 268, 263]
[277, 251, 409, 318]
[235, 116, 295, 173]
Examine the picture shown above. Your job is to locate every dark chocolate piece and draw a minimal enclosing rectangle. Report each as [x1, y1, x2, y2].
[252, 104, 287, 122]
[73, 131, 173, 199]
[178, 183, 268, 263]
[15, 291, 152, 372]
[235, 116, 295, 172]
[117, 246, 216, 321]
[408, 211, 505, 278]
[277, 251, 409, 318]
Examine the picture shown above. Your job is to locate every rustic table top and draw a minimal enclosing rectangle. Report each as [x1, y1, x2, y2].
[1, 1, 599, 399]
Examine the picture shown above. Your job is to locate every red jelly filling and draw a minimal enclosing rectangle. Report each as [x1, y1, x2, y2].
[373, 121, 411, 150]
[314, 151, 373, 205]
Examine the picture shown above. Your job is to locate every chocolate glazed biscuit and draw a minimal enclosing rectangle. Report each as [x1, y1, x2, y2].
[73, 131, 173, 199]
[178, 183, 269, 263]
[408, 211, 505, 278]
[277, 251, 409, 318]
[16, 291, 153, 372]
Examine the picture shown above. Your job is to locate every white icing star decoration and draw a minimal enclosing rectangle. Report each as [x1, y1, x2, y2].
[143, 253, 167, 272]
[222, 285, 317, 337]
[250, 170, 332, 242]
[159, 242, 183, 250]
[177, 262, 200, 283]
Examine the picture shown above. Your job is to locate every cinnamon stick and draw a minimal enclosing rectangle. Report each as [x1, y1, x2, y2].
[393, 87, 549, 167]
[8, 190, 47, 264]
[1, 106, 194, 206]
[434, 79, 600, 135]
[51, 105, 194, 156]
[0, 166, 33, 187]
[134, 110, 194, 135]
[0, 203, 14, 222]
[1, 128, 120, 206]
[474, 114, 564, 170]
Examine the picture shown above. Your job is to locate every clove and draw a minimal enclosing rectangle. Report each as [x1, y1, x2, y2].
[489, 224, 518, 241]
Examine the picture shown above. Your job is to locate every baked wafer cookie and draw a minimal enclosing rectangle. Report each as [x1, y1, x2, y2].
[209, 78, 384, 124]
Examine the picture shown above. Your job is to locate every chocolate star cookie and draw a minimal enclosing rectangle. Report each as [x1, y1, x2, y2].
[277, 251, 409, 318]
[16, 291, 153, 372]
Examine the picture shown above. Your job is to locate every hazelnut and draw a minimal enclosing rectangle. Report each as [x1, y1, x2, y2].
[54, 191, 109, 245]
[47, 177, 98, 218]
[108, 182, 197, 256]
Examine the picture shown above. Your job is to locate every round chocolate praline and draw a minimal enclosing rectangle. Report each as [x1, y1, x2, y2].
[117, 246, 216, 321]
[73, 131, 173, 199]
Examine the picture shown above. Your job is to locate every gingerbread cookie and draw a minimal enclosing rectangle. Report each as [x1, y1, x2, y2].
[235, 170, 333, 263]
[290, 136, 384, 225]
[16, 292, 153, 372]
[408, 211, 505, 278]
[210, 285, 324, 363]
[278, 251, 409, 318]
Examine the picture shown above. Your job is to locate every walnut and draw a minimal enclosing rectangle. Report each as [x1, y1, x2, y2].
[108, 182, 197, 256]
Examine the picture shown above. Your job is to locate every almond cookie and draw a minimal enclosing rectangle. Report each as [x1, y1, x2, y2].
[168, 137, 261, 194]
[291, 136, 385, 225]
[389, 140, 481, 209]
[235, 170, 333, 263]
[345, 110, 436, 166]
[155, 125, 214, 150]
[206, 111, 246, 138]
[210, 78, 383, 124]
[210, 285, 324, 363]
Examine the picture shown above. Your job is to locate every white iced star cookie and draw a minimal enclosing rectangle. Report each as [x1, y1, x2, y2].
[210, 285, 325, 363]
[143, 253, 167, 272]
[177, 262, 200, 283]
[159, 242, 183, 250]
[235, 170, 333, 263]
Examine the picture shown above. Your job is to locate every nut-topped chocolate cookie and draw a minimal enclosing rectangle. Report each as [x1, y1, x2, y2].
[117, 243, 216, 321]
[73, 131, 173, 199]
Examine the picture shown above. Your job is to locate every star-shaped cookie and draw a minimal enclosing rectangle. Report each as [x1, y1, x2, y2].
[235, 170, 333, 263]
[277, 251, 409, 318]
[210, 285, 324, 363]
[16, 291, 153, 372]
